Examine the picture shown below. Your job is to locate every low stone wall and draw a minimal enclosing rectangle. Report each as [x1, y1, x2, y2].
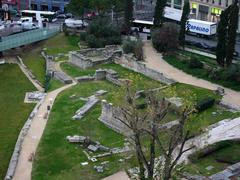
[54, 71, 73, 84]
[17, 56, 43, 88]
[69, 51, 93, 69]
[41, 52, 73, 84]
[115, 55, 176, 85]
[99, 100, 131, 135]
[69, 45, 122, 69]
[219, 100, 240, 112]
[5, 99, 44, 180]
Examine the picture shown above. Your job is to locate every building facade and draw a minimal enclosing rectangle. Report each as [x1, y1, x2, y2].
[2, 0, 29, 11]
[166, 0, 240, 32]
[30, 0, 69, 12]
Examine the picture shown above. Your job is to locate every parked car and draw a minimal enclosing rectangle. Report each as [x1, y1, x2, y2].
[233, 51, 239, 57]
[186, 40, 211, 50]
[66, 13, 73, 19]
[64, 19, 88, 28]
[57, 14, 67, 19]
[22, 22, 38, 30]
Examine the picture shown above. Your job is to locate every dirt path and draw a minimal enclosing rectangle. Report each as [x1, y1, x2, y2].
[178, 117, 240, 164]
[143, 42, 240, 110]
[102, 171, 130, 180]
[12, 82, 76, 180]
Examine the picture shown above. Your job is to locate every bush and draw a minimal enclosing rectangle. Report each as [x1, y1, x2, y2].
[151, 23, 179, 53]
[79, 32, 87, 41]
[222, 64, 240, 81]
[188, 59, 204, 69]
[86, 35, 102, 48]
[122, 39, 144, 61]
[123, 39, 136, 54]
[189, 140, 235, 163]
[85, 18, 121, 48]
[134, 39, 144, 61]
[195, 97, 215, 112]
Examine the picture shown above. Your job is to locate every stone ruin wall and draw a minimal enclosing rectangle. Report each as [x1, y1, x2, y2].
[115, 54, 176, 85]
[69, 51, 93, 69]
[69, 45, 122, 69]
[99, 100, 131, 136]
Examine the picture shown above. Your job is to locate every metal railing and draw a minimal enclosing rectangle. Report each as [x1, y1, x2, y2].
[0, 27, 60, 51]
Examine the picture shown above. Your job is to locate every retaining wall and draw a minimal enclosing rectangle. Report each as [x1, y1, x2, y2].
[115, 55, 176, 85]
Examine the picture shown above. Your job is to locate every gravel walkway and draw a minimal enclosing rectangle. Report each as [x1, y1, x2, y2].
[12, 82, 76, 180]
[143, 42, 240, 110]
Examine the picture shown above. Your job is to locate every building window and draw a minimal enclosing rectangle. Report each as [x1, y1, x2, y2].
[211, 7, 222, 15]
[191, 3, 197, 13]
[212, 0, 215, 3]
[226, 0, 228, 6]
[219, 0, 221, 5]
[174, 0, 182, 9]
[167, 0, 171, 7]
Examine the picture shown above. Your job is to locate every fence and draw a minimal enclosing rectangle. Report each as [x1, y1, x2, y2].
[0, 27, 60, 51]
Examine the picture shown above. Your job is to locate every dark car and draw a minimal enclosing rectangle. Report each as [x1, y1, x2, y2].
[66, 13, 73, 18]
[233, 51, 239, 57]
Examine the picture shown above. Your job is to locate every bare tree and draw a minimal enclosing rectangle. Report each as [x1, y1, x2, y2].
[114, 84, 193, 180]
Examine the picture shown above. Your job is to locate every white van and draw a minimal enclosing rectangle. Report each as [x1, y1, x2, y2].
[64, 19, 88, 28]
[17, 17, 33, 25]
[22, 22, 38, 30]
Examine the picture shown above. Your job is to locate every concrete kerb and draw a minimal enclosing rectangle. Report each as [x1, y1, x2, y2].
[4, 98, 45, 180]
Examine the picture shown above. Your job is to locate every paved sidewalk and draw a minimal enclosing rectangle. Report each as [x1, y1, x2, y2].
[143, 42, 240, 110]
[12, 82, 76, 180]
[102, 171, 130, 180]
[179, 117, 240, 163]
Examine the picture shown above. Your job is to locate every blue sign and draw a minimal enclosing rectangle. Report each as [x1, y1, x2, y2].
[186, 23, 209, 33]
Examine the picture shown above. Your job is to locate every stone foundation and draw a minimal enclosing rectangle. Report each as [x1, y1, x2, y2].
[115, 54, 176, 85]
[69, 45, 122, 69]
[99, 100, 131, 135]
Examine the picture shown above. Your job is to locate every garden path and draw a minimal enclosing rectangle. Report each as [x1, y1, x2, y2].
[12, 82, 76, 180]
[178, 117, 240, 163]
[143, 42, 240, 110]
[102, 171, 130, 180]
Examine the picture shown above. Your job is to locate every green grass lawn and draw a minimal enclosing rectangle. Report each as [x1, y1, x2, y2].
[0, 64, 36, 179]
[43, 34, 80, 55]
[32, 81, 131, 180]
[62, 62, 240, 136]
[33, 62, 240, 179]
[21, 33, 80, 86]
[48, 79, 64, 92]
[164, 52, 240, 91]
[22, 48, 46, 85]
[182, 141, 240, 176]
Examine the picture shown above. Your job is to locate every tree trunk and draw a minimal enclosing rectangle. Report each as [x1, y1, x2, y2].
[147, 126, 156, 179]
[135, 133, 145, 180]
[163, 156, 172, 180]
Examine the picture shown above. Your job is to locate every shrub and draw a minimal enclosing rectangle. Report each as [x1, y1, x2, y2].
[79, 32, 87, 41]
[85, 18, 121, 48]
[151, 23, 179, 53]
[122, 39, 136, 54]
[189, 140, 235, 163]
[208, 68, 222, 81]
[195, 97, 215, 112]
[188, 59, 204, 69]
[134, 39, 144, 61]
[86, 35, 102, 48]
[223, 64, 240, 81]
[123, 39, 144, 61]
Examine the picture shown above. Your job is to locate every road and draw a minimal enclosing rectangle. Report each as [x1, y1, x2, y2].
[186, 34, 240, 54]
